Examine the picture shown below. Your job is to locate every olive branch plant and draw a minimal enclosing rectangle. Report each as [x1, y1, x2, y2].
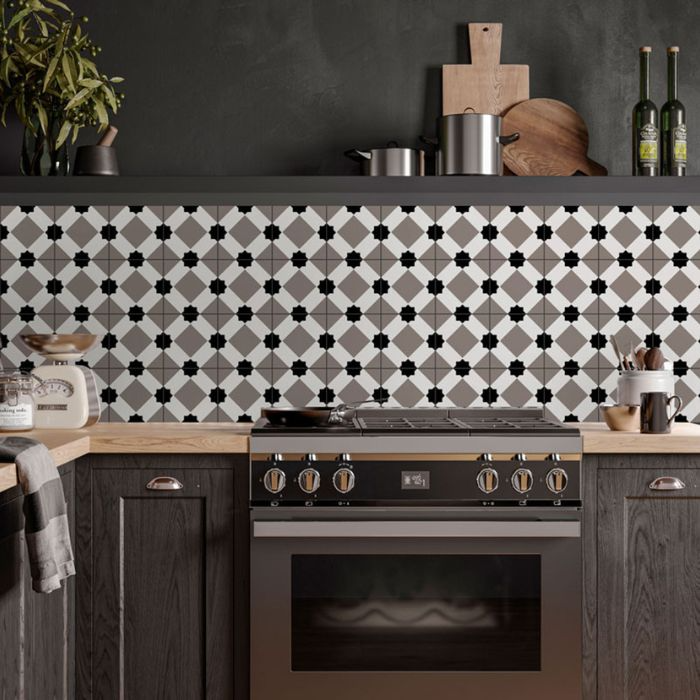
[0, 0, 124, 151]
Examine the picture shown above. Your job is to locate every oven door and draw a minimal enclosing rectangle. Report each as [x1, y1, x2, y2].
[250, 508, 581, 700]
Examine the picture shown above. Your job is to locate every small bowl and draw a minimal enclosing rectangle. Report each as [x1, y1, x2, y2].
[601, 404, 640, 431]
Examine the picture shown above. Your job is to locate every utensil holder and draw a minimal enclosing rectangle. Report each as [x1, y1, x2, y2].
[617, 370, 674, 406]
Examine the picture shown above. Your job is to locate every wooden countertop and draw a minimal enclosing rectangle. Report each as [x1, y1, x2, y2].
[577, 421, 700, 453]
[1, 421, 699, 494]
[0, 423, 251, 493]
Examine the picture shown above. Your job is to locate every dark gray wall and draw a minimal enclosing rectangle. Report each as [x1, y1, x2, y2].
[1, 0, 698, 176]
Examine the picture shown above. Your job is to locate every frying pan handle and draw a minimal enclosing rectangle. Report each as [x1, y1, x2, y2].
[344, 149, 372, 161]
[328, 400, 376, 424]
[499, 132, 520, 146]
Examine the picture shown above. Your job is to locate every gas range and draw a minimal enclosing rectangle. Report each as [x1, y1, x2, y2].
[250, 407, 582, 507]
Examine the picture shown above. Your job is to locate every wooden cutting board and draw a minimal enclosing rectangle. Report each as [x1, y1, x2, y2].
[442, 23, 529, 116]
[502, 98, 608, 176]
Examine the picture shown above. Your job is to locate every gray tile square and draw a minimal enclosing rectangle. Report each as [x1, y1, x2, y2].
[598, 205, 654, 260]
[434, 257, 490, 316]
[219, 205, 273, 260]
[434, 206, 490, 260]
[326, 355, 381, 405]
[162, 314, 219, 369]
[54, 206, 110, 259]
[434, 354, 490, 408]
[325, 313, 382, 369]
[161, 365, 219, 421]
[326, 206, 382, 260]
[162, 206, 218, 260]
[109, 206, 163, 260]
[162, 257, 218, 316]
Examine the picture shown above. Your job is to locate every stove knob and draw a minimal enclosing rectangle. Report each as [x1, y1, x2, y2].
[477, 467, 499, 494]
[270, 453, 284, 462]
[478, 453, 494, 462]
[298, 468, 321, 494]
[546, 453, 562, 462]
[333, 468, 355, 494]
[546, 468, 568, 494]
[304, 453, 318, 462]
[337, 453, 352, 463]
[513, 453, 528, 462]
[511, 468, 533, 494]
[263, 468, 286, 494]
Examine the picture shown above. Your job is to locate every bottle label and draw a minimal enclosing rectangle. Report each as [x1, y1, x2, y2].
[639, 123, 659, 164]
[673, 124, 687, 163]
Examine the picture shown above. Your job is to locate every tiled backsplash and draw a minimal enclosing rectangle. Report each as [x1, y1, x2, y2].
[1, 204, 699, 423]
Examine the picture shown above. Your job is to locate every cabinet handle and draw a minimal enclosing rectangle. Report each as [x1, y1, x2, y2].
[649, 476, 686, 491]
[146, 476, 184, 491]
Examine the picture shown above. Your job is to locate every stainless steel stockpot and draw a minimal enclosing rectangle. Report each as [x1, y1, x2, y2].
[345, 141, 425, 176]
[424, 112, 520, 176]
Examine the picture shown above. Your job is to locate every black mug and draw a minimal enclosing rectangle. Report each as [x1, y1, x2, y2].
[640, 392, 683, 434]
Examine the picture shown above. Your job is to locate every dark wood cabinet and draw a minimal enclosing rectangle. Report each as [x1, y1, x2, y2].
[0, 463, 75, 700]
[75, 454, 247, 700]
[586, 455, 700, 700]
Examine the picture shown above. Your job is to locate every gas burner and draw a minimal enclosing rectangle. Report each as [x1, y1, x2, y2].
[356, 416, 469, 433]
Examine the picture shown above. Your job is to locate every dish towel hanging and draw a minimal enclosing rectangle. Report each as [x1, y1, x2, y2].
[0, 436, 75, 594]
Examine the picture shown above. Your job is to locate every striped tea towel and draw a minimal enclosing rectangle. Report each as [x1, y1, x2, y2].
[0, 436, 75, 594]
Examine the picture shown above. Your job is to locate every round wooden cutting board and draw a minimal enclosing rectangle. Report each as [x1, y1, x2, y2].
[502, 98, 608, 176]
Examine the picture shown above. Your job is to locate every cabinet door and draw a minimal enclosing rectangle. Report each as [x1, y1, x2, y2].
[0, 465, 75, 700]
[79, 457, 235, 700]
[597, 464, 700, 700]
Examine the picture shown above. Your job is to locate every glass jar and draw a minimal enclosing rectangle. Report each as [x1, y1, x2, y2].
[0, 371, 36, 431]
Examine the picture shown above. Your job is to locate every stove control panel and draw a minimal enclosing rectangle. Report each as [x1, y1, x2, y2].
[251, 453, 581, 505]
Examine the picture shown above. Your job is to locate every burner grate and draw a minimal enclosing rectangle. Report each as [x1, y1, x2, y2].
[357, 416, 470, 433]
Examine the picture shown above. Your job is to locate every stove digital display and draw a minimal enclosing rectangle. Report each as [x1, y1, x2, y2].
[401, 471, 430, 490]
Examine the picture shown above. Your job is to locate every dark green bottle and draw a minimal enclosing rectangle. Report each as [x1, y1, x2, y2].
[661, 46, 687, 176]
[633, 46, 659, 175]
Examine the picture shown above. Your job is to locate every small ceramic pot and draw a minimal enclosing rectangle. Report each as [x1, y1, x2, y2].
[601, 404, 641, 431]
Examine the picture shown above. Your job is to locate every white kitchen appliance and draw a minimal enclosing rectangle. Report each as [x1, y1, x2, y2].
[21, 334, 102, 429]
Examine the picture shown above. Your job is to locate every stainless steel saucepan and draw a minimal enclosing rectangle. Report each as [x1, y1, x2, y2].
[345, 141, 425, 176]
[422, 110, 520, 176]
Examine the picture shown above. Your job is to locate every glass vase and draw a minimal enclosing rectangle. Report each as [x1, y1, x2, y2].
[20, 112, 70, 176]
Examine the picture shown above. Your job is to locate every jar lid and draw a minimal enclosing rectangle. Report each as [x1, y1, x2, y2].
[0, 370, 34, 391]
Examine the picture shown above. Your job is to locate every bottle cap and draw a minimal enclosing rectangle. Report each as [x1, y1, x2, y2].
[640, 46, 652, 53]
[668, 46, 680, 53]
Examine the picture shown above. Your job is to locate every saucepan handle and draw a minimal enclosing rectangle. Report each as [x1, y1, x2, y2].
[499, 132, 520, 146]
[344, 149, 372, 161]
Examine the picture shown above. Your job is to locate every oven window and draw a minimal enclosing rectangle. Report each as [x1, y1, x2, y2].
[292, 554, 540, 672]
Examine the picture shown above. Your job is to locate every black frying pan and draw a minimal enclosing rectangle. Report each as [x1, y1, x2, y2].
[261, 406, 332, 427]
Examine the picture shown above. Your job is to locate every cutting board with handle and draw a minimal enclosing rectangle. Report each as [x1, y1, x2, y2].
[502, 98, 608, 176]
[442, 23, 529, 116]
[503, 98, 608, 175]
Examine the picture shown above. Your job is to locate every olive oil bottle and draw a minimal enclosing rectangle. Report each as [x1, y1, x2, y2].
[661, 46, 687, 176]
[633, 46, 659, 175]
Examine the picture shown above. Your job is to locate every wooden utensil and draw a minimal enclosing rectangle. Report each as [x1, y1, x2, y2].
[635, 347, 647, 370]
[610, 335, 626, 371]
[644, 347, 665, 371]
[442, 23, 529, 117]
[502, 98, 608, 176]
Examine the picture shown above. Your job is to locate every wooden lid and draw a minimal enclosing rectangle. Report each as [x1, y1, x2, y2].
[640, 46, 652, 52]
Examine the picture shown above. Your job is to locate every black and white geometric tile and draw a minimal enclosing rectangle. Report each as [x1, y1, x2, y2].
[2, 203, 700, 423]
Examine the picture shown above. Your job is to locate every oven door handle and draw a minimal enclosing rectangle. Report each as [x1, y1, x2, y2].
[253, 520, 581, 539]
